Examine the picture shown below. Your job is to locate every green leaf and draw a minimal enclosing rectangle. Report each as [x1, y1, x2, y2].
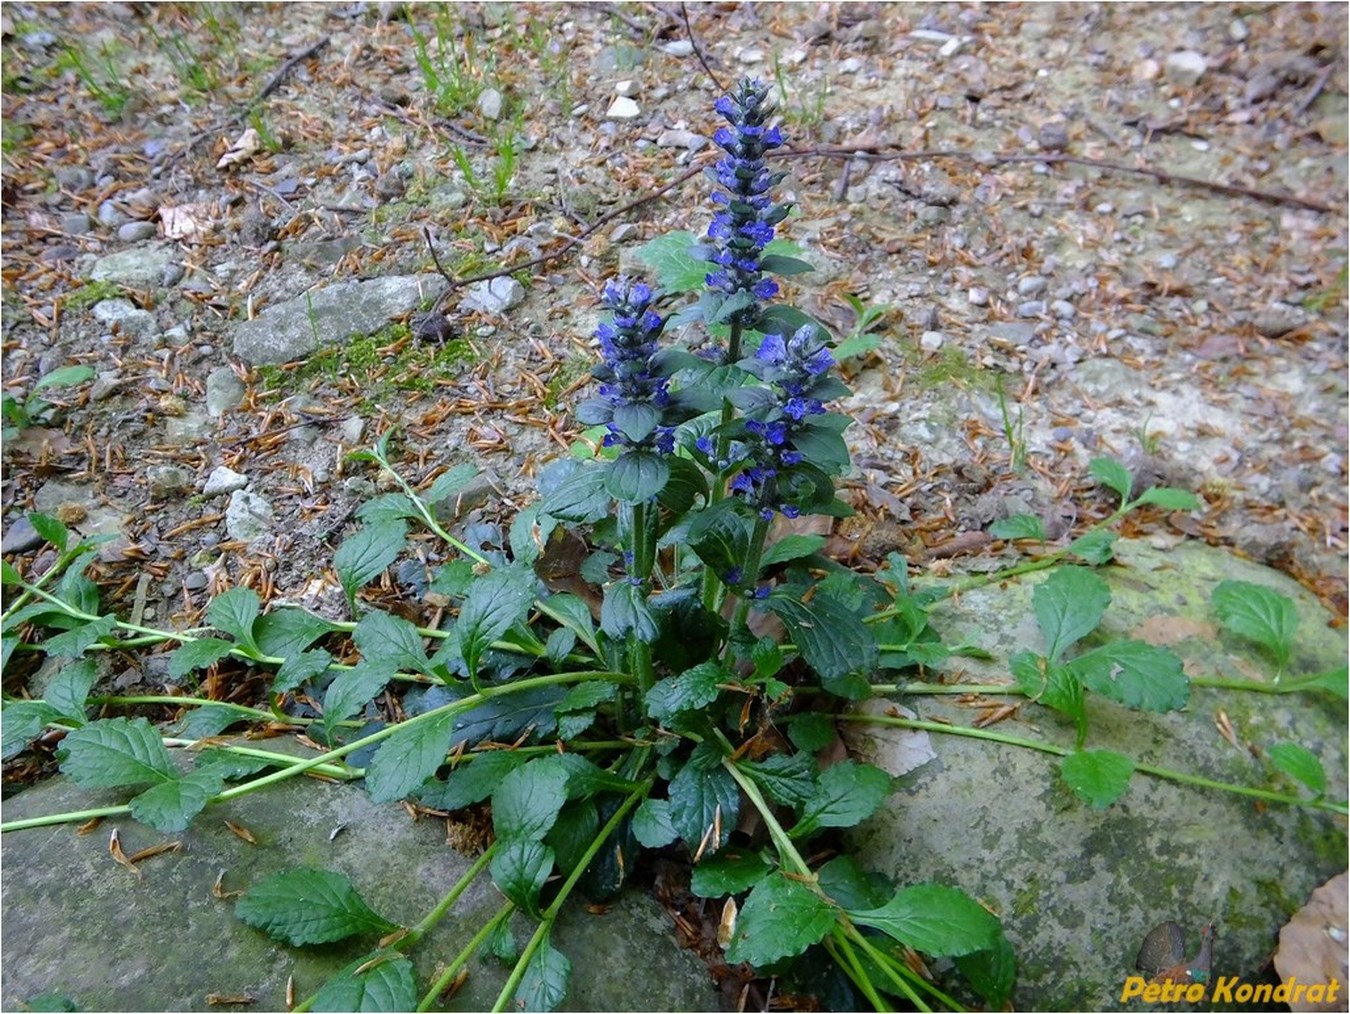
[724, 872, 835, 967]
[253, 607, 341, 658]
[690, 851, 773, 898]
[758, 253, 815, 276]
[417, 751, 526, 810]
[1012, 652, 1085, 736]
[365, 710, 458, 803]
[1136, 486, 1201, 511]
[354, 610, 432, 675]
[235, 868, 397, 946]
[688, 501, 752, 583]
[168, 638, 236, 680]
[355, 492, 419, 524]
[194, 748, 274, 781]
[14, 993, 76, 1012]
[334, 521, 408, 605]
[129, 768, 225, 832]
[2, 700, 60, 760]
[1033, 567, 1110, 663]
[850, 883, 1001, 957]
[322, 661, 394, 729]
[989, 514, 1046, 542]
[312, 952, 416, 1013]
[546, 799, 599, 876]
[423, 462, 481, 506]
[271, 649, 334, 695]
[490, 839, 555, 918]
[174, 704, 243, 739]
[760, 534, 828, 567]
[815, 855, 889, 911]
[205, 587, 261, 654]
[833, 333, 883, 361]
[791, 761, 891, 839]
[493, 756, 571, 841]
[43, 615, 117, 658]
[1212, 580, 1298, 671]
[58, 717, 175, 788]
[540, 463, 610, 523]
[1069, 640, 1190, 712]
[645, 662, 727, 724]
[28, 512, 70, 552]
[1089, 457, 1133, 505]
[605, 451, 670, 503]
[667, 757, 738, 854]
[1060, 750, 1134, 809]
[1291, 666, 1349, 699]
[1, 560, 22, 585]
[740, 753, 818, 807]
[657, 455, 709, 516]
[635, 230, 707, 292]
[515, 933, 571, 1012]
[1066, 529, 1117, 565]
[487, 918, 519, 962]
[955, 927, 1018, 1009]
[557, 682, 617, 714]
[766, 592, 877, 699]
[599, 580, 658, 643]
[31, 364, 96, 395]
[787, 712, 837, 752]
[45, 658, 99, 722]
[631, 797, 678, 848]
[456, 564, 537, 681]
[1267, 742, 1326, 794]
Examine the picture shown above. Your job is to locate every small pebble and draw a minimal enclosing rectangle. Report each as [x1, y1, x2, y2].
[737, 47, 765, 64]
[97, 201, 126, 228]
[204, 466, 248, 496]
[184, 573, 209, 592]
[117, 221, 157, 243]
[61, 212, 92, 235]
[656, 128, 705, 152]
[1165, 49, 1207, 87]
[1017, 275, 1047, 297]
[609, 223, 639, 243]
[477, 87, 503, 121]
[614, 79, 639, 98]
[1051, 300, 1076, 320]
[1, 516, 43, 554]
[919, 330, 946, 351]
[1017, 300, 1046, 318]
[659, 40, 694, 57]
[605, 96, 641, 120]
[968, 286, 989, 306]
[1037, 121, 1069, 151]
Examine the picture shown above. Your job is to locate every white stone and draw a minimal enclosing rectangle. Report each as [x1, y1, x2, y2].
[614, 79, 639, 98]
[658, 40, 693, 57]
[1165, 50, 1207, 87]
[225, 489, 274, 541]
[968, 287, 989, 306]
[204, 466, 248, 497]
[605, 96, 641, 120]
[477, 87, 503, 121]
[920, 330, 946, 351]
[458, 276, 525, 315]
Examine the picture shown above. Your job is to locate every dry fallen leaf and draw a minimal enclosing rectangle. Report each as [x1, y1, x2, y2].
[1274, 871, 1348, 1012]
[217, 128, 262, 170]
[840, 698, 937, 777]
[160, 202, 214, 241]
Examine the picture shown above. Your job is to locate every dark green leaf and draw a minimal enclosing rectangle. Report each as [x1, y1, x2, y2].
[657, 455, 709, 516]
[753, 304, 819, 336]
[542, 592, 598, 653]
[322, 661, 394, 728]
[761, 534, 828, 567]
[1, 560, 21, 585]
[354, 610, 432, 675]
[849, 883, 1001, 957]
[1033, 567, 1110, 663]
[271, 649, 334, 695]
[456, 564, 537, 680]
[174, 704, 243, 739]
[1012, 651, 1084, 730]
[788, 712, 837, 752]
[540, 463, 610, 523]
[955, 927, 1018, 1008]
[14, 994, 76, 1012]
[786, 421, 851, 474]
[632, 797, 678, 848]
[2, 701, 60, 760]
[758, 253, 815, 276]
[634, 230, 707, 292]
[429, 560, 476, 599]
[168, 638, 236, 680]
[815, 855, 890, 911]
[767, 593, 876, 699]
[355, 493, 418, 524]
[509, 502, 553, 568]
[58, 717, 175, 788]
[45, 658, 99, 722]
[365, 710, 458, 803]
[423, 462, 481, 506]
[1089, 457, 1133, 505]
[667, 756, 738, 854]
[710, 289, 756, 324]
[1212, 580, 1298, 670]
[417, 751, 526, 810]
[1069, 640, 1189, 712]
[334, 521, 408, 604]
[546, 799, 600, 876]
[791, 761, 891, 839]
[205, 587, 261, 653]
[740, 753, 818, 807]
[490, 839, 555, 918]
[515, 934, 571, 1012]
[312, 951, 416, 1013]
[1136, 486, 1201, 511]
[690, 851, 773, 898]
[725, 872, 835, 966]
[253, 608, 340, 659]
[450, 686, 564, 748]
[1067, 529, 1117, 565]
[605, 450, 671, 503]
[1267, 742, 1326, 794]
[28, 512, 70, 552]
[599, 580, 658, 643]
[129, 768, 225, 832]
[557, 682, 616, 714]
[235, 868, 397, 945]
[989, 514, 1046, 542]
[688, 501, 751, 583]
[492, 756, 571, 841]
[486, 918, 519, 962]
[645, 662, 727, 723]
[1060, 750, 1134, 809]
[43, 615, 117, 658]
[194, 748, 274, 781]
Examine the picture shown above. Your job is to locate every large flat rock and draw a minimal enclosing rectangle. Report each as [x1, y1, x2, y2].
[1, 745, 721, 1012]
[847, 538, 1347, 1009]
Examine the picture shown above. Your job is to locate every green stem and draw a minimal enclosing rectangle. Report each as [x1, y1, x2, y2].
[727, 514, 771, 642]
[824, 932, 894, 1013]
[491, 779, 653, 1013]
[415, 901, 515, 1012]
[723, 757, 809, 876]
[404, 843, 497, 946]
[834, 713, 1350, 815]
[627, 500, 657, 698]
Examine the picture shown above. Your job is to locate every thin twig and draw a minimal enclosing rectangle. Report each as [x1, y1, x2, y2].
[773, 143, 1336, 214]
[251, 37, 330, 108]
[426, 163, 707, 312]
[1291, 63, 1334, 118]
[681, 2, 725, 93]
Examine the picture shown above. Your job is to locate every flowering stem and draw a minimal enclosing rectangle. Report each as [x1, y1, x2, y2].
[628, 500, 657, 698]
[728, 514, 772, 643]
